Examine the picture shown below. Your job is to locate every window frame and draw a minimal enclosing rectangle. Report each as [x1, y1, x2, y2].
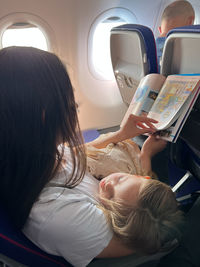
[88, 7, 138, 81]
[0, 12, 57, 52]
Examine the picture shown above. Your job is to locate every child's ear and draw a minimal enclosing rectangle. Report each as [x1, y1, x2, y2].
[105, 183, 114, 199]
[100, 182, 114, 200]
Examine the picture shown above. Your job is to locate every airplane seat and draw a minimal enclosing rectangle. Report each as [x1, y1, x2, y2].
[110, 24, 158, 106]
[0, 205, 72, 266]
[166, 24, 200, 35]
[110, 24, 171, 182]
[109, 22, 200, 202]
[161, 24, 200, 76]
[155, 36, 166, 73]
[156, 24, 200, 74]
[160, 24, 200, 203]
[82, 129, 100, 142]
[168, 138, 200, 205]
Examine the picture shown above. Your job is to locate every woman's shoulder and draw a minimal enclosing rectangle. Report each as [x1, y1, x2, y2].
[28, 161, 101, 223]
[23, 180, 112, 267]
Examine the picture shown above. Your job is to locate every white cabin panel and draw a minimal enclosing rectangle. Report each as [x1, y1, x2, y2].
[0, 0, 198, 130]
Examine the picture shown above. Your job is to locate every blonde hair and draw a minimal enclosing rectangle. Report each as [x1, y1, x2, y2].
[161, 0, 195, 22]
[100, 179, 183, 254]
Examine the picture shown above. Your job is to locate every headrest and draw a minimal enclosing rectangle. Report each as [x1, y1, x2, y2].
[112, 24, 158, 73]
[167, 24, 200, 37]
[161, 24, 200, 76]
[110, 24, 158, 105]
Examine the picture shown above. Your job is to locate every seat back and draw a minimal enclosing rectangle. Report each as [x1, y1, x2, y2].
[169, 139, 200, 199]
[0, 206, 71, 267]
[110, 24, 158, 105]
[161, 24, 200, 76]
[160, 25, 200, 198]
[0, 129, 102, 266]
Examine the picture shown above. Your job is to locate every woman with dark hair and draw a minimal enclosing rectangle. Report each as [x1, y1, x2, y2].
[0, 46, 181, 267]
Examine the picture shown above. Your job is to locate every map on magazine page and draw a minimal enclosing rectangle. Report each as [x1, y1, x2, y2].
[148, 79, 197, 130]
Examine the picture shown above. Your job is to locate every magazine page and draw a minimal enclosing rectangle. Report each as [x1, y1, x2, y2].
[120, 73, 166, 127]
[147, 75, 200, 131]
[172, 84, 200, 142]
[154, 87, 200, 142]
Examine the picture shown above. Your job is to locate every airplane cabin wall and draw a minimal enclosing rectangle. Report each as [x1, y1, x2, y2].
[74, 0, 165, 130]
[0, 0, 199, 130]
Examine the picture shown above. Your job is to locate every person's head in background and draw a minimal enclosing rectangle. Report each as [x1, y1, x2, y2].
[99, 173, 183, 255]
[159, 0, 195, 37]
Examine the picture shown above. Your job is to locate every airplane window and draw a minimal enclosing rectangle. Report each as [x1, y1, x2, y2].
[88, 8, 138, 80]
[92, 17, 126, 80]
[2, 23, 48, 51]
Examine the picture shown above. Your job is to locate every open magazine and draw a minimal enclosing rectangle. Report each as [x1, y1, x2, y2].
[121, 73, 200, 142]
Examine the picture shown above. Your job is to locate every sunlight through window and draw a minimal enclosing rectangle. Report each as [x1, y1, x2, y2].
[2, 24, 48, 51]
[92, 19, 126, 80]
[89, 9, 138, 80]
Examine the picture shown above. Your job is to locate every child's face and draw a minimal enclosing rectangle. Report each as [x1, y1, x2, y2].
[99, 173, 148, 205]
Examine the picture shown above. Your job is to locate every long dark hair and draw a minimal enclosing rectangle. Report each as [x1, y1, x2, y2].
[0, 46, 86, 229]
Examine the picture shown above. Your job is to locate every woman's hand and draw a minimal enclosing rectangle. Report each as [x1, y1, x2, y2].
[118, 114, 158, 141]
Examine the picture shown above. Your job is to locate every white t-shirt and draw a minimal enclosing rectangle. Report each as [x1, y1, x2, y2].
[23, 146, 113, 267]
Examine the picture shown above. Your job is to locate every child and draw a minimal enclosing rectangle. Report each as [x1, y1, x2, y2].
[85, 135, 182, 255]
[98, 171, 183, 255]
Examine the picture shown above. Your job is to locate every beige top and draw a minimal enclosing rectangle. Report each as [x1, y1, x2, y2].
[86, 134, 154, 180]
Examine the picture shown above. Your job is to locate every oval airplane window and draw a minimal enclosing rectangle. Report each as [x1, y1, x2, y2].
[2, 22, 48, 51]
[194, 7, 200, 24]
[88, 8, 138, 80]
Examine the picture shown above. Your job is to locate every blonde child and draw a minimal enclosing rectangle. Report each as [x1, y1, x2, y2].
[86, 133, 183, 255]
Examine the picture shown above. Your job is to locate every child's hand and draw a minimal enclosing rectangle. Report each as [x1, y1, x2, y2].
[119, 114, 158, 140]
[88, 115, 158, 149]
[141, 134, 167, 158]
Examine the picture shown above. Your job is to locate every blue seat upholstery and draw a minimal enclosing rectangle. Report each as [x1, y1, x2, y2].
[155, 37, 166, 73]
[169, 139, 200, 201]
[166, 24, 200, 37]
[0, 206, 72, 266]
[162, 25, 200, 200]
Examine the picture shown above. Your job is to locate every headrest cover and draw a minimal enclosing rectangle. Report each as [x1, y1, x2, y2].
[111, 24, 158, 73]
[167, 24, 200, 37]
